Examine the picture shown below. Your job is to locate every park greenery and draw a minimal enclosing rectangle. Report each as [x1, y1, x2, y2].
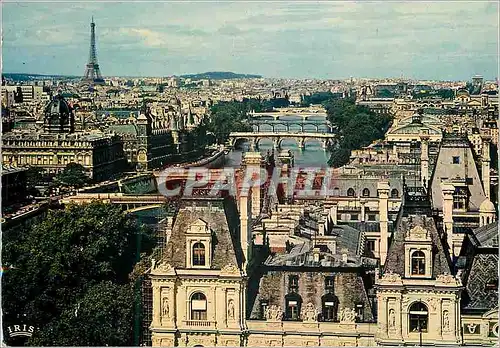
[2, 202, 156, 346]
[323, 97, 393, 168]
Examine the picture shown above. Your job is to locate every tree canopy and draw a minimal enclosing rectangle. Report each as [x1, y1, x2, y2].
[323, 97, 392, 168]
[55, 162, 89, 188]
[2, 202, 156, 346]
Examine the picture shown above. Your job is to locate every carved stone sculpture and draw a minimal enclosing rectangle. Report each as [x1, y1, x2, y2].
[301, 302, 318, 322]
[443, 310, 450, 331]
[265, 305, 282, 321]
[389, 309, 396, 328]
[162, 297, 170, 319]
[339, 307, 356, 323]
[227, 299, 235, 320]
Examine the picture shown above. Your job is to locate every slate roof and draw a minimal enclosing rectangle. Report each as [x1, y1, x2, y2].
[162, 197, 243, 270]
[383, 214, 453, 277]
[460, 222, 499, 312]
[471, 221, 499, 248]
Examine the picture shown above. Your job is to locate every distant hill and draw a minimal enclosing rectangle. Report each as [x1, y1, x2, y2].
[3, 73, 79, 81]
[179, 71, 262, 80]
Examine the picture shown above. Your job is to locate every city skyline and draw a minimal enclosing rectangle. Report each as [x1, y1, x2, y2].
[2, 1, 499, 80]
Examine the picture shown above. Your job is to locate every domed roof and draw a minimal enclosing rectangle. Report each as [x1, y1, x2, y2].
[479, 199, 495, 213]
[44, 93, 71, 116]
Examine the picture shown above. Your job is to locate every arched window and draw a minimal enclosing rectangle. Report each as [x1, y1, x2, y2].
[347, 188, 355, 197]
[391, 189, 399, 198]
[409, 302, 428, 332]
[192, 242, 206, 266]
[285, 293, 302, 321]
[190, 292, 207, 320]
[321, 293, 338, 322]
[411, 250, 426, 275]
[362, 188, 370, 197]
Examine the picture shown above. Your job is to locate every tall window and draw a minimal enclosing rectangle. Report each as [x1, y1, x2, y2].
[347, 188, 355, 197]
[362, 188, 370, 197]
[192, 242, 206, 266]
[409, 302, 428, 332]
[391, 189, 399, 198]
[285, 293, 302, 321]
[411, 250, 426, 275]
[355, 303, 364, 322]
[289, 275, 299, 293]
[190, 292, 207, 320]
[322, 294, 338, 321]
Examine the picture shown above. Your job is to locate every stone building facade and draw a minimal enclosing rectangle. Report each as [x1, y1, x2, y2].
[1, 94, 127, 181]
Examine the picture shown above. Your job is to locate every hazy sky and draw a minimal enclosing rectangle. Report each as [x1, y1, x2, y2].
[2, 1, 498, 80]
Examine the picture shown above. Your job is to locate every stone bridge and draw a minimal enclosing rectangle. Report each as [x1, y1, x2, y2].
[229, 132, 336, 150]
[249, 111, 327, 121]
[252, 121, 333, 133]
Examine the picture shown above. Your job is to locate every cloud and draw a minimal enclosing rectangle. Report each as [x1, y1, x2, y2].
[119, 28, 165, 47]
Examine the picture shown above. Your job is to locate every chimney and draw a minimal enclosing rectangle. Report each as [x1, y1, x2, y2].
[239, 190, 252, 271]
[441, 182, 455, 256]
[377, 181, 390, 265]
[313, 248, 320, 263]
[330, 203, 338, 225]
[318, 219, 325, 236]
[481, 135, 491, 199]
[243, 152, 263, 217]
[341, 249, 348, 263]
[420, 133, 430, 187]
[360, 201, 366, 222]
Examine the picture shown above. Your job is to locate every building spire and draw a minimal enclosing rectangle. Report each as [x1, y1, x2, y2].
[83, 17, 104, 84]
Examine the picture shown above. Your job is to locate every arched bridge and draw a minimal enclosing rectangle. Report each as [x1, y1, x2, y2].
[229, 132, 336, 150]
[249, 111, 327, 121]
[251, 121, 334, 133]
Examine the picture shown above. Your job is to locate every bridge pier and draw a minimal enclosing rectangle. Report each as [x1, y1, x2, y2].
[273, 138, 280, 149]
[251, 138, 258, 151]
[321, 140, 329, 150]
[298, 138, 305, 150]
[273, 115, 279, 121]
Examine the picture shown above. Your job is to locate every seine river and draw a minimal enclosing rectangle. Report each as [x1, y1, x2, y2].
[225, 115, 332, 168]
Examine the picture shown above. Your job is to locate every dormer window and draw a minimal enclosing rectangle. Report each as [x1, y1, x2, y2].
[186, 218, 211, 268]
[411, 250, 426, 275]
[362, 188, 370, 197]
[192, 242, 206, 266]
[347, 188, 355, 197]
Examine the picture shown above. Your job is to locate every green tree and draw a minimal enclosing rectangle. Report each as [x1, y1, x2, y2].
[2, 202, 155, 346]
[55, 162, 89, 188]
[324, 98, 392, 168]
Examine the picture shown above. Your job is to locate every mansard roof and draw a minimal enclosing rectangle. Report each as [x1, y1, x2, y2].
[429, 132, 486, 211]
[162, 197, 243, 270]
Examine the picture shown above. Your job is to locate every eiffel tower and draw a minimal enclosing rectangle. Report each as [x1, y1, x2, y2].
[83, 17, 105, 84]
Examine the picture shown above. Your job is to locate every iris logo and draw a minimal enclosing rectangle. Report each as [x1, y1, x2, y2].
[6, 324, 35, 338]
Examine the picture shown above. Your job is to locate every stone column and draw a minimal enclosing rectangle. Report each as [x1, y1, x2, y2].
[481, 135, 491, 199]
[152, 284, 161, 327]
[377, 181, 390, 265]
[360, 201, 366, 222]
[441, 182, 455, 256]
[239, 191, 252, 270]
